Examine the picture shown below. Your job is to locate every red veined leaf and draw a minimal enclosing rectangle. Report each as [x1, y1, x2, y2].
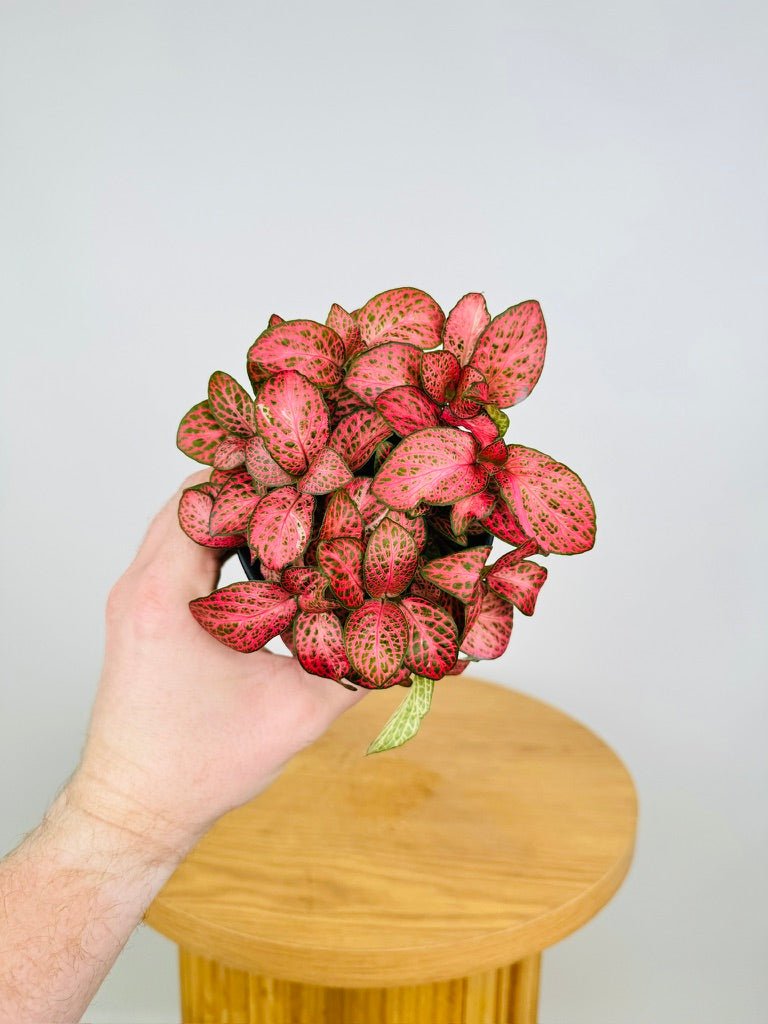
[213, 436, 247, 470]
[495, 446, 596, 554]
[261, 565, 283, 582]
[329, 408, 391, 471]
[281, 622, 296, 654]
[345, 478, 388, 528]
[440, 407, 500, 448]
[254, 370, 330, 475]
[207, 371, 257, 437]
[478, 438, 508, 467]
[328, 384, 367, 425]
[469, 300, 547, 408]
[401, 596, 459, 680]
[446, 657, 472, 676]
[363, 519, 418, 598]
[209, 472, 265, 536]
[450, 490, 495, 539]
[355, 666, 412, 690]
[298, 447, 353, 495]
[189, 581, 297, 653]
[443, 293, 491, 366]
[317, 537, 366, 608]
[420, 545, 492, 603]
[486, 556, 547, 615]
[178, 486, 245, 548]
[281, 568, 337, 612]
[345, 342, 422, 405]
[294, 611, 350, 680]
[247, 319, 345, 388]
[177, 401, 227, 466]
[326, 303, 363, 360]
[460, 588, 514, 659]
[247, 486, 315, 570]
[209, 467, 237, 487]
[244, 435, 294, 488]
[344, 599, 408, 686]
[387, 508, 427, 551]
[462, 583, 484, 638]
[374, 439, 393, 469]
[483, 497, 529, 545]
[420, 350, 461, 404]
[374, 385, 442, 436]
[357, 286, 444, 350]
[450, 366, 490, 418]
[318, 490, 364, 541]
[268, 313, 284, 327]
[371, 427, 488, 511]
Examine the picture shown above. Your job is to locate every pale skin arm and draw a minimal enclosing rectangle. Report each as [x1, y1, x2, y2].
[0, 472, 365, 1024]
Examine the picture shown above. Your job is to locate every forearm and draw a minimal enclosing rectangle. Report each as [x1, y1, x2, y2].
[0, 779, 192, 1024]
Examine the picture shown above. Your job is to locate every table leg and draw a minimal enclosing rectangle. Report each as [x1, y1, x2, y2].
[178, 947, 541, 1023]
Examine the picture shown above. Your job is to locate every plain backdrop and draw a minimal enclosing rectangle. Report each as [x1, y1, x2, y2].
[1, 1, 766, 1021]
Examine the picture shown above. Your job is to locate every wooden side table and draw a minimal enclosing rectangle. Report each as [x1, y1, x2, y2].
[145, 677, 636, 1023]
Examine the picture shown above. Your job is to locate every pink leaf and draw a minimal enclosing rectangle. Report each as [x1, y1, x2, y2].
[486, 556, 547, 615]
[329, 408, 392, 471]
[363, 519, 418, 598]
[189, 581, 297, 653]
[450, 366, 490, 418]
[317, 537, 366, 608]
[355, 666, 412, 690]
[294, 611, 350, 680]
[318, 490, 364, 541]
[247, 319, 345, 388]
[207, 371, 257, 437]
[478, 438, 508, 467]
[446, 657, 472, 676]
[298, 447, 353, 495]
[495, 446, 596, 554]
[450, 490, 495, 540]
[483, 498, 529, 545]
[460, 588, 514, 659]
[178, 487, 245, 549]
[469, 300, 547, 408]
[344, 599, 408, 686]
[326, 303, 363, 360]
[358, 286, 444, 350]
[213, 436, 247, 470]
[401, 596, 459, 679]
[386, 509, 427, 551]
[344, 342, 422, 405]
[374, 385, 442, 436]
[268, 313, 284, 327]
[247, 486, 315, 570]
[281, 568, 337, 612]
[254, 370, 330, 475]
[371, 427, 488, 511]
[209, 472, 265, 536]
[440, 407, 500, 448]
[177, 401, 227, 466]
[244, 435, 294, 488]
[421, 350, 461, 404]
[419, 545, 492, 603]
[443, 293, 491, 366]
[345, 478, 388, 528]
[328, 384, 367, 425]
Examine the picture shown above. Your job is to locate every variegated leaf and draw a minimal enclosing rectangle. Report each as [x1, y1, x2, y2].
[374, 385, 441, 436]
[442, 292, 491, 366]
[450, 490, 496, 539]
[317, 537, 366, 608]
[247, 486, 315, 570]
[420, 350, 461, 404]
[371, 427, 488, 511]
[293, 611, 350, 680]
[486, 556, 547, 615]
[419, 545, 492, 603]
[345, 342, 422, 405]
[329, 407, 392, 471]
[244, 434, 294, 489]
[189, 581, 297, 653]
[495, 446, 596, 554]
[387, 508, 427, 551]
[363, 519, 418, 598]
[268, 313, 284, 327]
[254, 370, 330, 475]
[355, 666, 412, 690]
[177, 401, 227, 466]
[344, 599, 408, 687]
[326, 303, 363, 359]
[207, 371, 257, 437]
[178, 486, 246, 548]
[366, 674, 434, 753]
[469, 300, 547, 408]
[318, 490, 364, 541]
[358, 287, 444, 350]
[460, 588, 514, 659]
[483, 497, 529, 545]
[247, 319, 345, 388]
[345, 478, 388, 528]
[213, 436, 247, 470]
[401, 597, 459, 679]
[299, 447, 353, 495]
[209, 471, 265, 536]
[440, 407, 500, 448]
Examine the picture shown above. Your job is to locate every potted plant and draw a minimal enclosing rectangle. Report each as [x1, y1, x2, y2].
[176, 287, 596, 752]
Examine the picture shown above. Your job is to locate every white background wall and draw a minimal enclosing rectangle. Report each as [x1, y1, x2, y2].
[1, 2, 766, 1021]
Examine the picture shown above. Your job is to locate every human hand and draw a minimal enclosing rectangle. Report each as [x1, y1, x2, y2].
[69, 471, 366, 860]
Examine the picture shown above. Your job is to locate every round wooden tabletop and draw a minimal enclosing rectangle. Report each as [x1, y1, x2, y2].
[145, 678, 637, 988]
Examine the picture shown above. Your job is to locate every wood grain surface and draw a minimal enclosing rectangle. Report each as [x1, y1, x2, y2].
[145, 678, 637, 988]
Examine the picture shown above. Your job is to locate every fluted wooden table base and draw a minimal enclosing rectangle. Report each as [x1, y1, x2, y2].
[179, 947, 541, 1024]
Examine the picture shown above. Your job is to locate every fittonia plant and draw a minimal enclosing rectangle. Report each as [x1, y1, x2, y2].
[176, 287, 596, 753]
